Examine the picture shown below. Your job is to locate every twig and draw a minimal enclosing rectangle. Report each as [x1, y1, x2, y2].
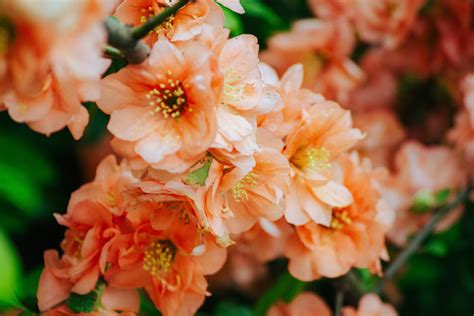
[335, 290, 344, 316]
[374, 187, 471, 293]
[131, 0, 192, 40]
[104, 0, 192, 64]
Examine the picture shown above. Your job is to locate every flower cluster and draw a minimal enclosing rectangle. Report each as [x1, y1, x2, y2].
[2, 0, 472, 315]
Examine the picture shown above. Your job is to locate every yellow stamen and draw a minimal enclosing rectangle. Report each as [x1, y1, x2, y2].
[146, 70, 190, 119]
[143, 240, 177, 276]
[139, 3, 175, 33]
[223, 68, 244, 103]
[291, 146, 331, 172]
[330, 207, 352, 230]
[232, 172, 258, 202]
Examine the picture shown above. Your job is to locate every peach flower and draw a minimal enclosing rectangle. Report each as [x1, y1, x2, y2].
[308, 0, 356, 20]
[37, 156, 139, 312]
[342, 294, 397, 316]
[387, 141, 466, 246]
[286, 153, 392, 280]
[353, 109, 406, 168]
[114, 0, 224, 46]
[268, 292, 331, 316]
[448, 110, 474, 176]
[394, 141, 466, 194]
[98, 39, 221, 173]
[354, 0, 425, 48]
[210, 34, 279, 170]
[209, 219, 292, 293]
[103, 192, 226, 316]
[0, 0, 111, 139]
[259, 64, 326, 140]
[461, 73, 474, 128]
[261, 19, 364, 104]
[217, 128, 291, 233]
[284, 100, 363, 226]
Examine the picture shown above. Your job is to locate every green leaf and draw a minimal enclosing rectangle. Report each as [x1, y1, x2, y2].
[410, 190, 436, 214]
[222, 7, 244, 36]
[253, 272, 305, 316]
[103, 58, 128, 77]
[185, 158, 212, 186]
[0, 230, 22, 309]
[0, 162, 42, 217]
[139, 290, 161, 316]
[213, 300, 252, 316]
[240, 0, 283, 27]
[0, 134, 55, 185]
[66, 280, 105, 313]
[356, 268, 379, 292]
[423, 222, 460, 257]
[435, 188, 451, 205]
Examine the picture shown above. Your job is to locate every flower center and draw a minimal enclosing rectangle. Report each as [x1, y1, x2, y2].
[139, 4, 175, 33]
[232, 172, 258, 202]
[330, 207, 352, 230]
[291, 146, 331, 172]
[222, 68, 244, 103]
[143, 239, 177, 276]
[146, 70, 190, 119]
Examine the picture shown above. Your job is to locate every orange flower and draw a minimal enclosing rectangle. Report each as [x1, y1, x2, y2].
[259, 64, 326, 140]
[285, 153, 392, 280]
[0, 0, 111, 139]
[218, 128, 291, 233]
[103, 191, 226, 316]
[209, 219, 292, 293]
[342, 294, 397, 316]
[355, 0, 425, 48]
[394, 141, 466, 193]
[210, 34, 279, 169]
[37, 156, 139, 312]
[353, 109, 406, 168]
[98, 39, 221, 173]
[448, 110, 474, 177]
[268, 292, 331, 316]
[261, 19, 363, 104]
[68, 155, 138, 217]
[387, 141, 466, 246]
[284, 100, 363, 226]
[114, 0, 224, 46]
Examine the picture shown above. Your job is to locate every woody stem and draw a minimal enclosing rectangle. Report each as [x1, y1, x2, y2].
[335, 290, 344, 316]
[130, 0, 193, 40]
[374, 187, 471, 293]
[104, 0, 192, 64]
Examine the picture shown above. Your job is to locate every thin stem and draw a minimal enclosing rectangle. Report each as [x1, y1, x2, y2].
[345, 270, 366, 298]
[374, 188, 471, 293]
[131, 0, 192, 40]
[103, 0, 191, 65]
[335, 290, 344, 316]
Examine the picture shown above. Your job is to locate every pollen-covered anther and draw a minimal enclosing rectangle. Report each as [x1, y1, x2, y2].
[146, 72, 189, 119]
[292, 146, 331, 172]
[330, 207, 352, 230]
[232, 172, 258, 202]
[143, 240, 177, 276]
[139, 4, 175, 32]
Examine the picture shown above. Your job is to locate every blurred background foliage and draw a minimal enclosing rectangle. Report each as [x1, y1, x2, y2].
[0, 0, 473, 315]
